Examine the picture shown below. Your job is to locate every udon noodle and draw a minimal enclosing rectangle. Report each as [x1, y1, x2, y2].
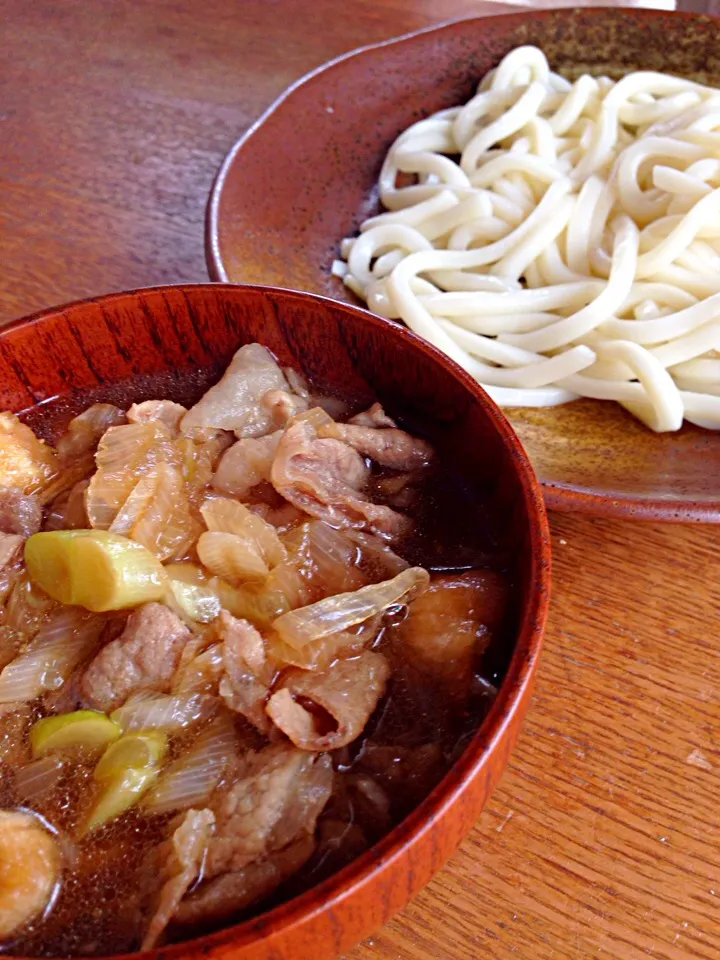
[333, 46, 720, 431]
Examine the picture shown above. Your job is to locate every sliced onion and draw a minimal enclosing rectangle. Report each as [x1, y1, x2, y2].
[348, 530, 410, 578]
[86, 422, 176, 529]
[301, 521, 364, 595]
[143, 713, 237, 814]
[110, 692, 216, 734]
[173, 643, 225, 695]
[0, 607, 105, 703]
[201, 498, 286, 568]
[272, 566, 430, 649]
[130, 463, 199, 562]
[14, 756, 65, 802]
[165, 580, 222, 624]
[291, 406, 335, 429]
[56, 404, 126, 459]
[197, 531, 268, 582]
[109, 474, 156, 536]
[44, 479, 89, 531]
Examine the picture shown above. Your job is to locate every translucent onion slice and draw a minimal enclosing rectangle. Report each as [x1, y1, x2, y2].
[14, 756, 65, 803]
[3, 573, 55, 636]
[129, 463, 200, 562]
[299, 521, 365, 595]
[215, 579, 292, 627]
[291, 406, 335, 429]
[201, 498, 286, 568]
[56, 404, 126, 459]
[0, 607, 105, 703]
[143, 714, 237, 815]
[44, 479, 90, 532]
[173, 643, 224, 695]
[348, 530, 411, 579]
[266, 620, 377, 671]
[272, 566, 430, 649]
[197, 531, 268, 582]
[110, 692, 215, 734]
[165, 580, 222, 625]
[109, 475, 156, 537]
[36, 454, 95, 508]
[86, 421, 177, 529]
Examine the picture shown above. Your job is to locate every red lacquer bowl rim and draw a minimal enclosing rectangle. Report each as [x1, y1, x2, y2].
[3, 283, 551, 960]
[206, 6, 720, 525]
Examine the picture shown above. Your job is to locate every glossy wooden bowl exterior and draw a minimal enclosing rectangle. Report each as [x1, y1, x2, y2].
[206, 7, 720, 523]
[1, 284, 549, 960]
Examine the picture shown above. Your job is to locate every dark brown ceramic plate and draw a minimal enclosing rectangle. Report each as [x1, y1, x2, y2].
[207, 7, 720, 523]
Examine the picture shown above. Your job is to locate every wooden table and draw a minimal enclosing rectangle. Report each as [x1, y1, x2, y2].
[1, 2, 719, 958]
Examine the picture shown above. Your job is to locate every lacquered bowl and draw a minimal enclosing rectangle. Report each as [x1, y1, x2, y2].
[3, 283, 550, 960]
[206, 7, 720, 522]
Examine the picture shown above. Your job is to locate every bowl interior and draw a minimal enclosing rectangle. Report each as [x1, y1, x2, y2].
[208, 8, 720, 521]
[1, 283, 549, 960]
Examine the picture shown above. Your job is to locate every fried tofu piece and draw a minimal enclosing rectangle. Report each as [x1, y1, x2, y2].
[0, 413, 58, 494]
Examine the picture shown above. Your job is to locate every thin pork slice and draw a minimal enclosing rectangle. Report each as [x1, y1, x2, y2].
[318, 422, 433, 472]
[266, 650, 390, 751]
[0, 490, 42, 537]
[0, 534, 23, 572]
[140, 808, 216, 950]
[217, 612, 271, 733]
[204, 744, 332, 878]
[181, 345, 290, 439]
[211, 431, 282, 498]
[127, 401, 188, 436]
[173, 833, 314, 928]
[349, 402, 397, 428]
[80, 603, 192, 712]
[270, 421, 409, 540]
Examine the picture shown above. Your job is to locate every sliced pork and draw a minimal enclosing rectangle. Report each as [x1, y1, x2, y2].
[266, 650, 390, 751]
[174, 833, 314, 927]
[217, 612, 271, 733]
[349, 402, 397, 428]
[270, 420, 409, 539]
[211, 431, 282, 498]
[181, 345, 291, 439]
[0, 490, 42, 537]
[80, 602, 192, 712]
[127, 400, 188, 435]
[203, 745, 332, 877]
[140, 808, 216, 950]
[318, 422, 433, 472]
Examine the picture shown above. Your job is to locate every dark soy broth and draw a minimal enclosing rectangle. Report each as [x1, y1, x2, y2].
[2, 366, 516, 957]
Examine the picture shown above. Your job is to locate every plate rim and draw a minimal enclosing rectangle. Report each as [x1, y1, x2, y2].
[205, 5, 720, 524]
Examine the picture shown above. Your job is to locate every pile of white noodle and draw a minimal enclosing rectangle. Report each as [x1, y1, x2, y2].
[332, 46, 720, 431]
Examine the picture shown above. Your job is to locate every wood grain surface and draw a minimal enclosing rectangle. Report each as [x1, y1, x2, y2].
[0, 2, 718, 959]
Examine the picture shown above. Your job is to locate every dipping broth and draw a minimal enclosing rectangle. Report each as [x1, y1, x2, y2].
[0, 343, 512, 956]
